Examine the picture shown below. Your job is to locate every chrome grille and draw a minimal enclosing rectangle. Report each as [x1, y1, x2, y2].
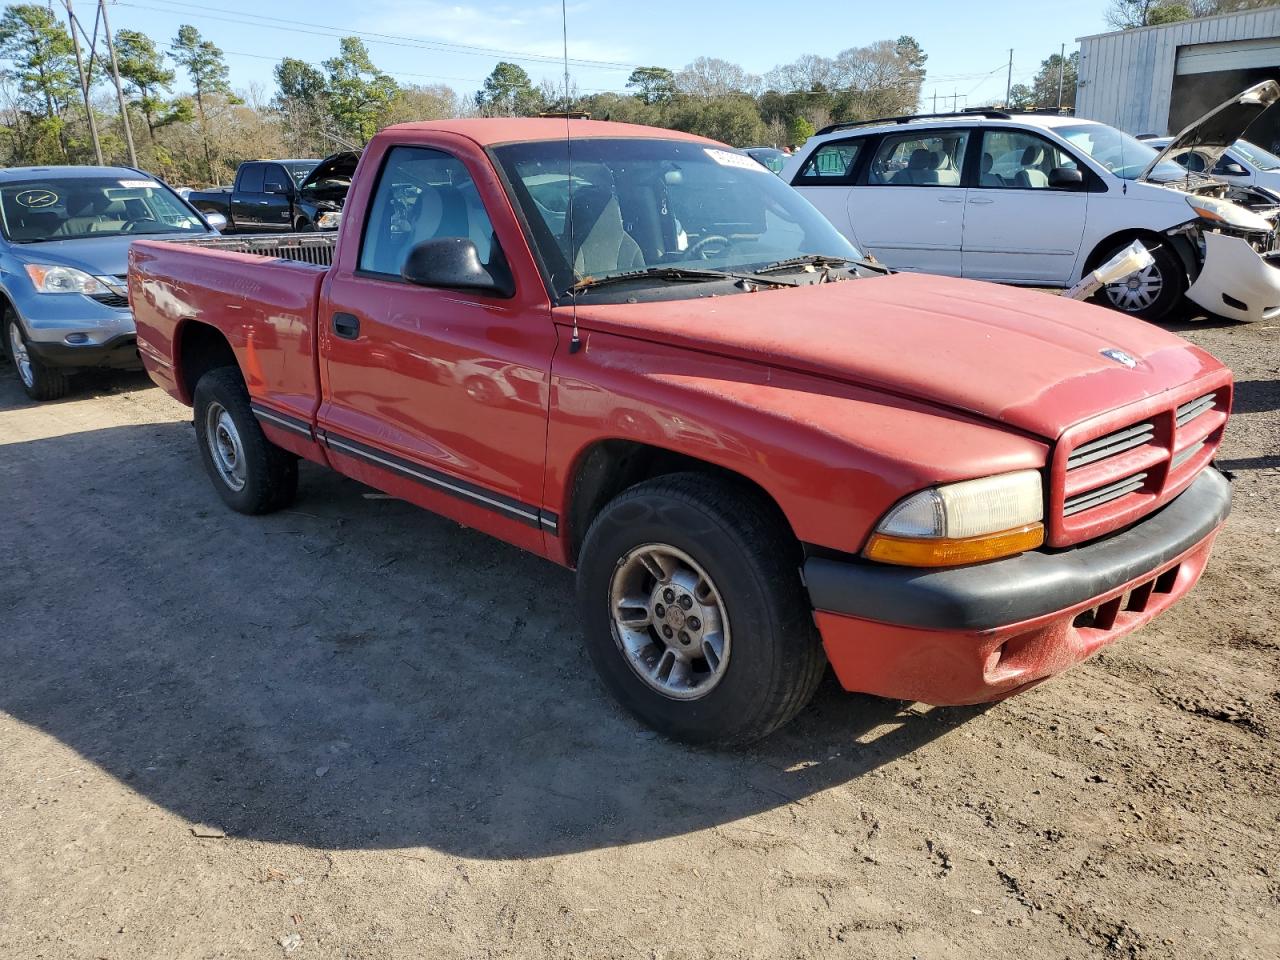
[1066, 421, 1155, 470]
[1064, 472, 1149, 516]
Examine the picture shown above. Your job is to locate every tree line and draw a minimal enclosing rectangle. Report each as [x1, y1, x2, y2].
[1, 0, 1186, 188]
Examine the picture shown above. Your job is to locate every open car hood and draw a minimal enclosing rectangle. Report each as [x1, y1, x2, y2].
[1142, 80, 1280, 181]
[299, 150, 360, 190]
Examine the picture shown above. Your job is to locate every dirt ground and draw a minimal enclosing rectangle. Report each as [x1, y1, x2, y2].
[0, 310, 1277, 960]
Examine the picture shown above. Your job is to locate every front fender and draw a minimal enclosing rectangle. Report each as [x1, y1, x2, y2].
[544, 328, 1048, 559]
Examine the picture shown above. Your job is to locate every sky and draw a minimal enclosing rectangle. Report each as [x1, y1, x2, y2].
[93, 0, 1118, 108]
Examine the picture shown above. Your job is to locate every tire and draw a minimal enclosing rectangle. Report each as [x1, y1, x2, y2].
[5, 314, 70, 402]
[1089, 238, 1186, 322]
[576, 472, 826, 746]
[295, 218, 315, 233]
[192, 366, 298, 514]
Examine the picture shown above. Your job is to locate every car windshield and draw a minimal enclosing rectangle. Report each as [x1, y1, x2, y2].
[492, 137, 860, 298]
[747, 148, 787, 174]
[1057, 123, 1187, 181]
[0, 176, 208, 242]
[1232, 139, 1280, 171]
[283, 161, 320, 186]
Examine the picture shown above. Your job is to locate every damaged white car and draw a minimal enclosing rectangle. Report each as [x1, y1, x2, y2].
[785, 80, 1280, 323]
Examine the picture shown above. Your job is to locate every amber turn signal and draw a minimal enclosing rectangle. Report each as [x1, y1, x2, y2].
[863, 522, 1045, 567]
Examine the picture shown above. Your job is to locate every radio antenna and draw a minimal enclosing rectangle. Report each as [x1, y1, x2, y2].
[562, 0, 581, 353]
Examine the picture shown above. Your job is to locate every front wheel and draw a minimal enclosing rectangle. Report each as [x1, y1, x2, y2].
[576, 473, 826, 746]
[1090, 240, 1186, 322]
[5, 315, 69, 401]
[193, 366, 298, 514]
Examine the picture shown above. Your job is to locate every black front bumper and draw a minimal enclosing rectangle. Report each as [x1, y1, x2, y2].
[804, 467, 1232, 632]
[26, 334, 142, 371]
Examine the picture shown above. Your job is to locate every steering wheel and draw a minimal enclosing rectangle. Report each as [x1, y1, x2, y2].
[121, 217, 161, 233]
[689, 234, 731, 260]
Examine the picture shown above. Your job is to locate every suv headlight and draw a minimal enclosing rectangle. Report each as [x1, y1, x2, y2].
[24, 264, 110, 296]
[864, 470, 1045, 567]
[316, 212, 342, 229]
[1185, 194, 1272, 233]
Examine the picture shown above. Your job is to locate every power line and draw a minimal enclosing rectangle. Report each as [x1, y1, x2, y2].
[111, 0, 644, 71]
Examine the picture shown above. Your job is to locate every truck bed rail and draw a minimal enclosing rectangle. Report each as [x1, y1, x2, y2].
[161, 233, 337, 268]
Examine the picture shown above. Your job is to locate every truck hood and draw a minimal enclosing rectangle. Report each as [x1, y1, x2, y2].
[1142, 79, 1280, 181]
[569, 274, 1225, 440]
[300, 151, 360, 191]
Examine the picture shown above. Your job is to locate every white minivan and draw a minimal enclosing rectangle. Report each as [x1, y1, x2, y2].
[783, 82, 1280, 322]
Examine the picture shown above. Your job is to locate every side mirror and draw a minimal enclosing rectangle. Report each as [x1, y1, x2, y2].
[204, 211, 228, 232]
[1049, 167, 1085, 189]
[401, 237, 514, 298]
[1219, 162, 1249, 177]
[264, 181, 291, 196]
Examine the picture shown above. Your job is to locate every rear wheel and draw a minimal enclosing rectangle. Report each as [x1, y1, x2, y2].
[193, 366, 298, 514]
[577, 473, 826, 746]
[5, 314, 69, 402]
[1090, 239, 1186, 322]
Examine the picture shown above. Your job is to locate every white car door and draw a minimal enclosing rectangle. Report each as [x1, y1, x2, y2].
[789, 137, 868, 248]
[846, 129, 970, 276]
[961, 129, 1089, 285]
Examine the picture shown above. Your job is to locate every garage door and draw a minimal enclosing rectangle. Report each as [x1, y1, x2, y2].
[1176, 38, 1280, 75]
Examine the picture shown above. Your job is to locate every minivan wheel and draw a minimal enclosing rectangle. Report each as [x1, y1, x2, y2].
[193, 366, 298, 514]
[577, 473, 826, 746]
[5, 315, 69, 401]
[1092, 240, 1185, 322]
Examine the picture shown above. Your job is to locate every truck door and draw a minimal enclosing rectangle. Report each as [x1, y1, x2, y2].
[230, 163, 267, 231]
[317, 144, 557, 553]
[261, 164, 296, 231]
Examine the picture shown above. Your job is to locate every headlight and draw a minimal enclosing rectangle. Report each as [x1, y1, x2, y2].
[864, 470, 1045, 567]
[24, 264, 110, 296]
[316, 212, 342, 229]
[1185, 194, 1272, 233]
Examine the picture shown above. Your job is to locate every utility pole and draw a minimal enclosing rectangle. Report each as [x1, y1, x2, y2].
[98, 0, 137, 166]
[932, 90, 937, 112]
[63, 0, 103, 164]
[1005, 48, 1013, 107]
[1057, 42, 1067, 111]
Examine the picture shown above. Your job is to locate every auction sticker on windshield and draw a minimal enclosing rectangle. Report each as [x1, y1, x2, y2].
[119, 179, 161, 189]
[704, 148, 766, 172]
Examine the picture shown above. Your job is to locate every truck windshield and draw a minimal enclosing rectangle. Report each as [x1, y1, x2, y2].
[0, 176, 208, 242]
[282, 161, 321, 186]
[492, 137, 860, 298]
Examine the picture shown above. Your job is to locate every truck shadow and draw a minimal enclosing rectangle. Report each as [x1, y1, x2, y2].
[0, 422, 990, 859]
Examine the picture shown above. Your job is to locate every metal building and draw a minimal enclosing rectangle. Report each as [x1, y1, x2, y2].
[1077, 9, 1280, 146]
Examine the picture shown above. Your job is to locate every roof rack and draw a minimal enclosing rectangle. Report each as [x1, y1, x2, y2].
[815, 110, 1011, 136]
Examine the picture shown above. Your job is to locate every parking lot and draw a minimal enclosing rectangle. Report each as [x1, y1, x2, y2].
[0, 309, 1276, 959]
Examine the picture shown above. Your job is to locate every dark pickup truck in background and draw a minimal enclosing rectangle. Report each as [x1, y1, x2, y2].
[187, 152, 357, 233]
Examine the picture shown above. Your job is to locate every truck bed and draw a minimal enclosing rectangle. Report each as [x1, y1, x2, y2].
[129, 235, 329, 425]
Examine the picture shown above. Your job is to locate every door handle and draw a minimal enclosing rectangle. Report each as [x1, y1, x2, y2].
[332, 313, 360, 340]
[968, 197, 995, 204]
[936, 195, 964, 203]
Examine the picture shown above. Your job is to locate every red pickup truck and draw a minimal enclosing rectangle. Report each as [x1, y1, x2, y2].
[130, 119, 1233, 745]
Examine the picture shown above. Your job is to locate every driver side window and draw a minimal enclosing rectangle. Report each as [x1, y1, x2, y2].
[359, 146, 496, 278]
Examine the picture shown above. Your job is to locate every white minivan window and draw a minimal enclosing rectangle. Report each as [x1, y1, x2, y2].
[978, 130, 1077, 189]
[868, 131, 967, 186]
[796, 140, 863, 182]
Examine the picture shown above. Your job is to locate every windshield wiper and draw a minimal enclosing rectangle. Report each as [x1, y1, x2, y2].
[571, 265, 793, 293]
[754, 254, 854, 274]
